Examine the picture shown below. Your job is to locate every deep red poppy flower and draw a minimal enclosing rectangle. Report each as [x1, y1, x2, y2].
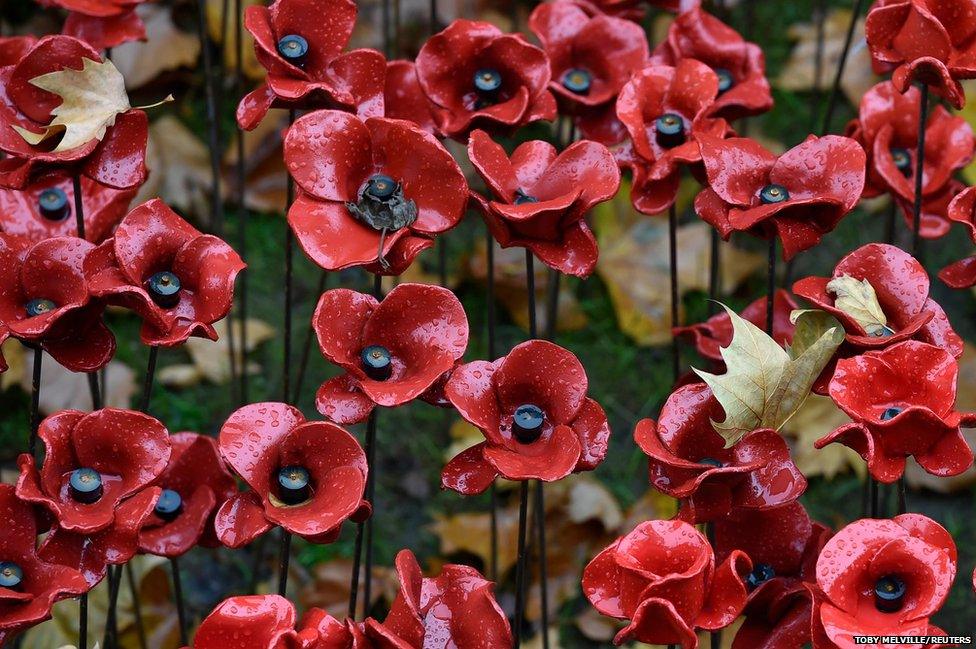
[41, 0, 149, 50]
[414, 19, 557, 139]
[528, 2, 648, 144]
[236, 0, 389, 130]
[0, 35, 149, 191]
[810, 514, 956, 647]
[0, 37, 36, 66]
[189, 595, 310, 648]
[695, 133, 866, 260]
[865, 0, 976, 109]
[615, 59, 729, 215]
[817, 340, 975, 482]
[283, 110, 467, 274]
[848, 81, 973, 203]
[0, 171, 136, 243]
[0, 484, 89, 639]
[793, 243, 963, 357]
[714, 503, 831, 649]
[214, 402, 369, 547]
[0, 234, 115, 372]
[652, 8, 773, 121]
[441, 339, 610, 494]
[467, 129, 619, 278]
[894, 178, 965, 240]
[84, 198, 245, 347]
[583, 519, 751, 647]
[939, 184, 976, 287]
[313, 283, 468, 424]
[138, 432, 237, 558]
[384, 60, 439, 135]
[634, 383, 807, 523]
[674, 289, 798, 365]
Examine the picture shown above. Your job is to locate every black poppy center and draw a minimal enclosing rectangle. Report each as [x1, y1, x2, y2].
[714, 68, 734, 94]
[880, 407, 903, 421]
[562, 68, 592, 95]
[346, 174, 417, 270]
[891, 147, 912, 177]
[277, 34, 309, 67]
[759, 184, 790, 204]
[360, 345, 393, 381]
[364, 174, 398, 201]
[147, 271, 182, 308]
[473, 67, 503, 98]
[514, 189, 539, 205]
[25, 298, 56, 318]
[0, 562, 23, 590]
[512, 404, 545, 444]
[698, 457, 723, 468]
[655, 113, 686, 149]
[277, 466, 311, 505]
[746, 563, 776, 590]
[69, 467, 103, 504]
[154, 488, 183, 521]
[874, 575, 906, 612]
[38, 187, 70, 221]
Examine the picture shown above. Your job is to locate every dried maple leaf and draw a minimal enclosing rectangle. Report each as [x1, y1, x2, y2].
[825, 275, 891, 336]
[694, 305, 844, 447]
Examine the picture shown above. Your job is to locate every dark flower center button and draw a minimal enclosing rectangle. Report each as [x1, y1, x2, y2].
[277, 466, 311, 505]
[147, 271, 182, 308]
[0, 562, 23, 590]
[562, 68, 592, 95]
[360, 345, 393, 381]
[512, 404, 545, 444]
[874, 574, 906, 612]
[154, 488, 183, 521]
[364, 174, 398, 201]
[474, 68, 503, 97]
[891, 147, 912, 177]
[654, 113, 686, 149]
[25, 298, 56, 318]
[277, 35, 309, 67]
[698, 457, 724, 468]
[69, 467, 103, 504]
[38, 187, 70, 221]
[745, 563, 776, 590]
[714, 68, 734, 94]
[759, 184, 790, 204]
[880, 407, 903, 421]
[514, 189, 539, 205]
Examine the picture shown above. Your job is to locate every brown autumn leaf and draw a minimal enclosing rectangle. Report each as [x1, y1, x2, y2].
[136, 115, 212, 219]
[300, 558, 397, 621]
[619, 488, 679, 534]
[18, 349, 136, 414]
[467, 240, 588, 335]
[112, 5, 201, 89]
[205, 0, 267, 80]
[592, 180, 763, 347]
[781, 393, 865, 480]
[158, 318, 276, 388]
[431, 504, 521, 580]
[778, 8, 880, 106]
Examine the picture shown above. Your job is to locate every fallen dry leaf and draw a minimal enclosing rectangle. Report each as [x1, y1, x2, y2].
[300, 558, 396, 621]
[159, 317, 275, 388]
[136, 115, 213, 218]
[781, 393, 865, 480]
[19, 349, 136, 414]
[223, 115, 289, 214]
[112, 5, 201, 89]
[619, 489, 679, 534]
[825, 275, 891, 336]
[206, 0, 267, 80]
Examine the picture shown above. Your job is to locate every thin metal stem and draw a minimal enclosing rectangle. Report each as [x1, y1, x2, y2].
[72, 174, 85, 239]
[822, 0, 866, 135]
[911, 84, 930, 255]
[486, 228, 498, 582]
[103, 566, 121, 649]
[534, 481, 549, 649]
[235, 0, 249, 404]
[897, 476, 908, 514]
[293, 271, 329, 401]
[525, 250, 537, 338]
[277, 529, 292, 596]
[172, 557, 188, 646]
[512, 481, 530, 647]
[811, 0, 826, 133]
[708, 228, 720, 313]
[348, 511, 365, 618]
[767, 239, 776, 335]
[28, 349, 42, 458]
[870, 478, 880, 517]
[125, 563, 147, 649]
[668, 204, 680, 380]
[544, 269, 560, 342]
[79, 592, 87, 649]
[141, 346, 159, 413]
[284, 110, 296, 403]
[87, 370, 101, 410]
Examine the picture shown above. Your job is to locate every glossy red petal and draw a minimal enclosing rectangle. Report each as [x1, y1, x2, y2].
[493, 339, 587, 425]
[214, 491, 274, 549]
[315, 373, 376, 424]
[193, 595, 298, 649]
[441, 443, 498, 495]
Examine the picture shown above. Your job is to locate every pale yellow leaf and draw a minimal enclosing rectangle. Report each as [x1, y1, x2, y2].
[781, 394, 865, 479]
[694, 305, 844, 447]
[825, 274, 891, 336]
[14, 58, 130, 152]
[788, 308, 845, 357]
[19, 350, 136, 413]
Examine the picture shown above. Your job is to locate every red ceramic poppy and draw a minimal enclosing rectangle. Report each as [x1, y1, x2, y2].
[939, 184, 976, 287]
[634, 383, 807, 523]
[283, 110, 467, 274]
[894, 178, 966, 240]
[0, 35, 149, 191]
[84, 198, 246, 347]
[615, 59, 730, 215]
[0, 37, 36, 67]
[414, 19, 557, 139]
[467, 129, 619, 278]
[441, 339, 610, 493]
[189, 595, 312, 648]
[714, 503, 831, 649]
[583, 519, 751, 647]
[313, 283, 468, 424]
[817, 340, 975, 482]
[695, 133, 866, 260]
[674, 289, 798, 365]
[384, 60, 439, 135]
[0, 484, 89, 639]
[16, 408, 170, 534]
[214, 402, 369, 547]
[848, 81, 974, 203]
[810, 514, 956, 647]
[565, 0, 647, 21]
[236, 0, 389, 130]
[138, 432, 237, 558]
[0, 234, 115, 372]
[0, 171, 136, 243]
[43, 0, 149, 50]
[865, 0, 976, 109]
[528, 2, 648, 144]
[793, 243, 963, 358]
[652, 8, 773, 121]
